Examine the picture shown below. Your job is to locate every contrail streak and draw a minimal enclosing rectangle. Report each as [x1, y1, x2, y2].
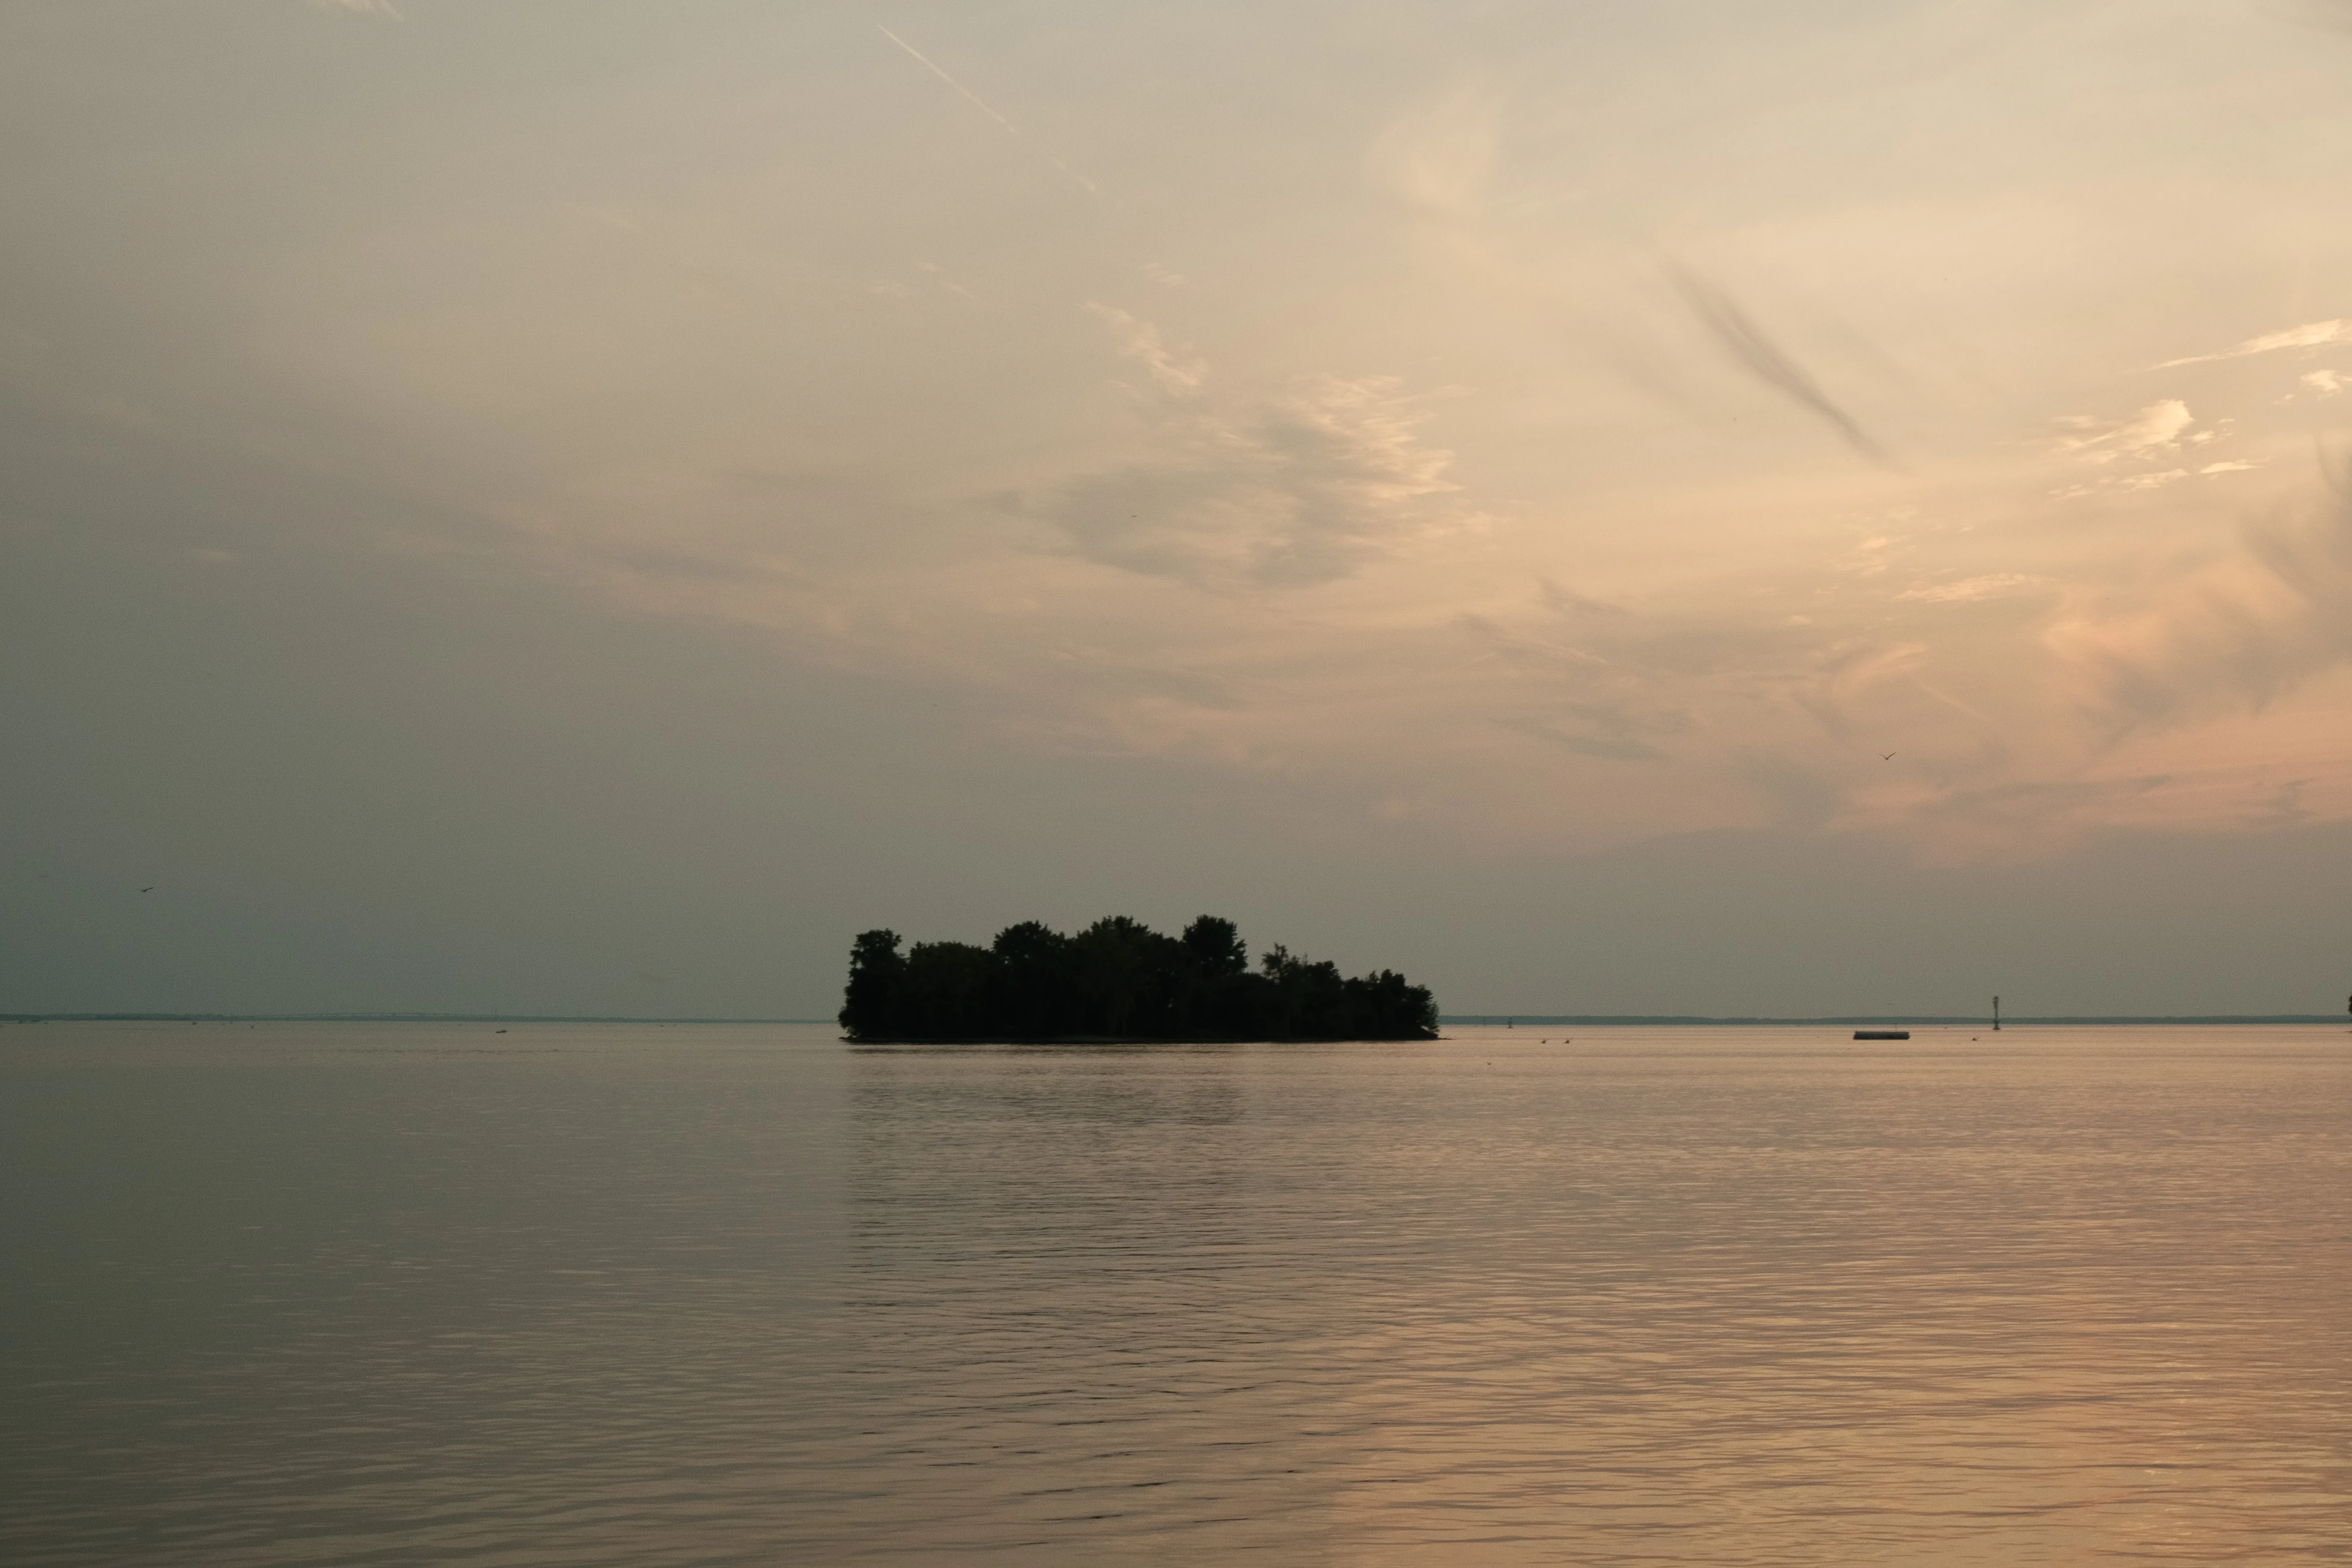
[876, 24, 1101, 197]
[1667, 264, 1889, 465]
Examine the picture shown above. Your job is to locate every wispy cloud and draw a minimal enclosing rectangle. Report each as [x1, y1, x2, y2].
[1454, 612, 1695, 763]
[45, 0, 2352, 870]
[1666, 266, 1888, 463]
[2053, 399, 2194, 462]
[1365, 76, 1505, 220]
[2050, 481, 2352, 733]
[1041, 314, 1467, 589]
[1898, 574, 2052, 604]
[1507, 699, 1693, 762]
[1537, 579, 1630, 618]
[1086, 305, 1205, 395]
[2243, 776, 2314, 830]
[2155, 319, 2352, 368]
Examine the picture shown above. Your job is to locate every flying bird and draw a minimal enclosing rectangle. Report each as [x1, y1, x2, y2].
[1881, 752, 1896, 761]
[139, 886, 154, 892]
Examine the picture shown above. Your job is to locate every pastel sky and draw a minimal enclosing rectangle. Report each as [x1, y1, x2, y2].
[6, 0, 2351, 1017]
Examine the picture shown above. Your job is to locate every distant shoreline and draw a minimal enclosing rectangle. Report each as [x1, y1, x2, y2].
[0, 1014, 833, 1025]
[1441, 1014, 2349, 1027]
[2, 1012, 2341, 1027]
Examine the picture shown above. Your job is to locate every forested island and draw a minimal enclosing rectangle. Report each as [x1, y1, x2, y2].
[839, 916, 1439, 1043]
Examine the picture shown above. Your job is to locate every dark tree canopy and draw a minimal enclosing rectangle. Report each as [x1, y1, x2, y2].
[839, 916, 1438, 1043]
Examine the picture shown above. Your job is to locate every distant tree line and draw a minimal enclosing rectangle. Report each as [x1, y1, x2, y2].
[839, 916, 1439, 1042]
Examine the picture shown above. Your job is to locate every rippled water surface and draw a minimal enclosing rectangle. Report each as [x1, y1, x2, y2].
[5, 1020, 2349, 1564]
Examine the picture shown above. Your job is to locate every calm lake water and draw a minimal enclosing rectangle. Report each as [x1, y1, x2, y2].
[4, 1020, 2348, 1565]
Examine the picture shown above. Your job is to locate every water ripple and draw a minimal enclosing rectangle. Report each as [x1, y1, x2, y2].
[3, 1022, 2348, 1563]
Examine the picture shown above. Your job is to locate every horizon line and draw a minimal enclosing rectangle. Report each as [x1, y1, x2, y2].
[1441, 1014, 2349, 1026]
[3, 1012, 2344, 1027]
[0, 1013, 832, 1025]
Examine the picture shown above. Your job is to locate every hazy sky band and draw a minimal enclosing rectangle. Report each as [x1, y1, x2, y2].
[4, 0, 2350, 1016]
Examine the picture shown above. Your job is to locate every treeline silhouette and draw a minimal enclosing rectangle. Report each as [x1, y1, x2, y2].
[840, 915, 1438, 1042]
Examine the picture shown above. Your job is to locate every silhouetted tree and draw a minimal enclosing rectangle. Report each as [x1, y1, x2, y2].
[900, 940, 994, 1038]
[1181, 915, 1247, 975]
[838, 915, 1437, 1043]
[990, 920, 1074, 1039]
[839, 930, 906, 1039]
